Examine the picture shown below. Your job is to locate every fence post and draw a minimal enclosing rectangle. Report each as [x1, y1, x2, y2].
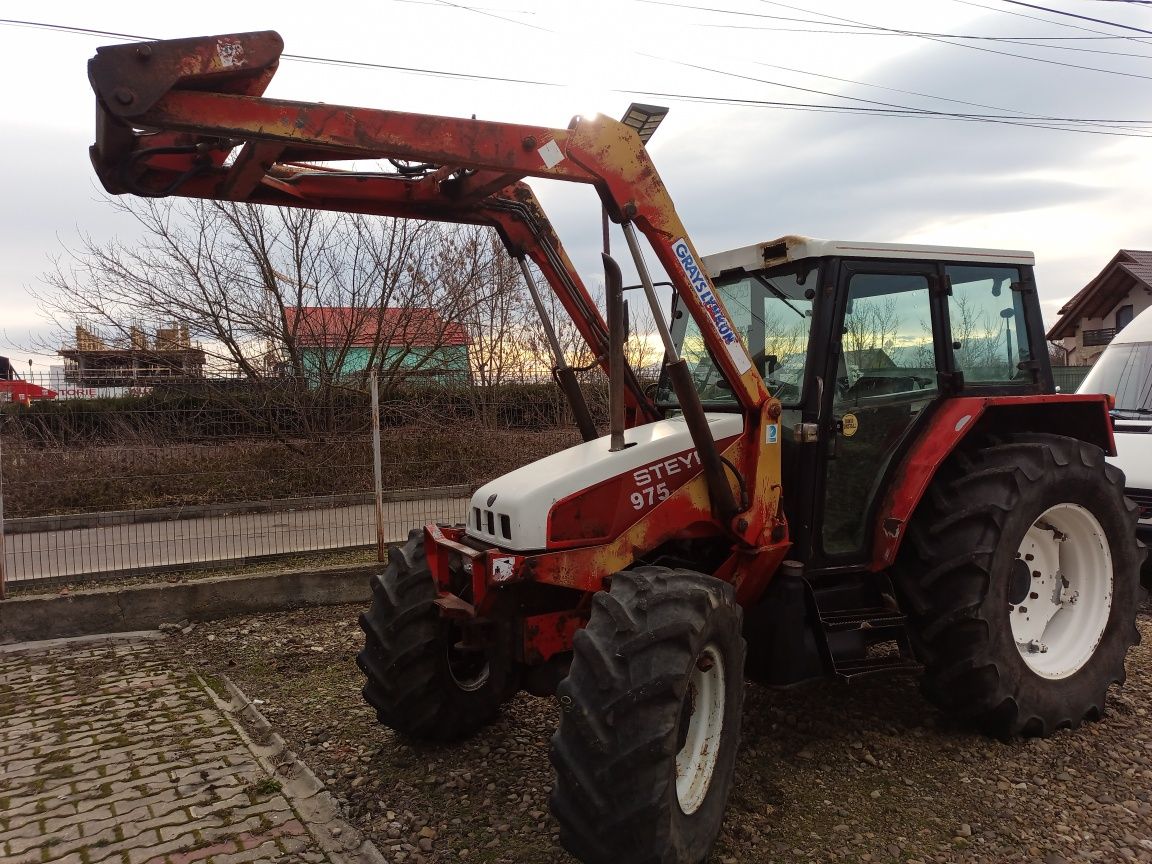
[0, 426, 6, 600]
[370, 371, 386, 562]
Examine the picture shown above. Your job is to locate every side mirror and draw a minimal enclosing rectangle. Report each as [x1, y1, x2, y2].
[766, 354, 779, 376]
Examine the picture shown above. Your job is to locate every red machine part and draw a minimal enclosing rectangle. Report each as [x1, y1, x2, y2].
[86, 31, 778, 545]
[872, 393, 1116, 569]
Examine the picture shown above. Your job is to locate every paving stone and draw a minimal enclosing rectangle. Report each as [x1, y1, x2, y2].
[0, 638, 358, 864]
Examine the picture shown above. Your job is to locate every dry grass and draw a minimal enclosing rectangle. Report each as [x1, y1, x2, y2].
[1, 424, 578, 517]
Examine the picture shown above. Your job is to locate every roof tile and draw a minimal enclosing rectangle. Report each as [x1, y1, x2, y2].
[286, 307, 470, 348]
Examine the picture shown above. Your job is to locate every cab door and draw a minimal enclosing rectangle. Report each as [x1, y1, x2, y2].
[816, 261, 947, 562]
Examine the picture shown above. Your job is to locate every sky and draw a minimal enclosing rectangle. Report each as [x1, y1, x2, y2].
[2, 0, 1151, 372]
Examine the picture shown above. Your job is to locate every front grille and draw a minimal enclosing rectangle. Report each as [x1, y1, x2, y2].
[472, 506, 513, 541]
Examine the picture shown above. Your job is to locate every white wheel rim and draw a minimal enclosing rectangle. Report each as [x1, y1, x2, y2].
[1010, 503, 1113, 679]
[675, 644, 726, 815]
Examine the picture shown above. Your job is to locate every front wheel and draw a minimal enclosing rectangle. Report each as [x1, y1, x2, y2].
[549, 568, 745, 864]
[895, 433, 1144, 738]
[356, 529, 515, 741]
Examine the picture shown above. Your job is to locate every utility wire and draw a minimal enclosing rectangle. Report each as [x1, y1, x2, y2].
[647, 1, 1152, 58]
[750, 0, 1152, 80]
[1000, 0, 1152, 34]
[3, 16, 1151, 136]
[649, 0, 1144, 38]
[0, 18, 561, 87]
[427, 0, 551, 32]
[748, 59, 1152, 128]
[952, 0, 1152, 45]
[635, 2, 1152, 126]
[640, 48, 1152, 132]
[630, 88, 1152, 135]
[688, 22, 1152, 60]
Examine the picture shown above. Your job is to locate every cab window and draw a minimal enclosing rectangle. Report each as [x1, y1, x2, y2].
[665, 262, 818, 406]
[945, 265, 1029, 385]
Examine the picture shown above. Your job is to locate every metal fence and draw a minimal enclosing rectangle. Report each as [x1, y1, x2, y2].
[0, 372, 588, 594]
[1052, 365, 1091, 393]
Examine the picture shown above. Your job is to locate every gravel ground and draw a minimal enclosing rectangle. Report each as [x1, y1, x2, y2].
[166, 602, 1152, 864]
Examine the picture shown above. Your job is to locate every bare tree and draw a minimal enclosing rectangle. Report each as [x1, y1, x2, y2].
[443, 226, 538, 386]
[36, 197, 515, 395]
[843, 297, 901, 371]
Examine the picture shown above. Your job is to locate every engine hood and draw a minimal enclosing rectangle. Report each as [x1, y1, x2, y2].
[467, 414, 744, 551]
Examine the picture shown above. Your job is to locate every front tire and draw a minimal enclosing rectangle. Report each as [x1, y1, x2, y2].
[895, 433, 1143, 738]
[357, 529, 515, 741]
[549, 568, 745, 864]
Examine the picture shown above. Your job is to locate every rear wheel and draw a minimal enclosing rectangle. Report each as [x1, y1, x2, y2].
[549, 568, 745, 864]
[895, 433, 1143, 737]
[357, 529, 515, 741]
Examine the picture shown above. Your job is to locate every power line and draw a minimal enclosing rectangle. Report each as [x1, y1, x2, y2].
[691, 20, 1152, 60]
[0, 18, 562, 88]
[640, 47, 1152, 132]
[648, 0, 1144, 38]
[747, 59, 1152, 129]
[952, 0, 1152, 44]
[750, 0, 1152, 81]
[629, 88, 1152, 135]
[999, 0, 1152, 34]
[646, 0, 1152, 60]
[426, 0, 551, 32]
[3, 16, 1150, 137]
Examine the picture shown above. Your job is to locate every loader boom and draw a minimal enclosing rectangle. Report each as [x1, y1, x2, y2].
[87, 30, 784, 545]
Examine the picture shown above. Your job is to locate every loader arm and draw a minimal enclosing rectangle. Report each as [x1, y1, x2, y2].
[87, 31, 782, 544]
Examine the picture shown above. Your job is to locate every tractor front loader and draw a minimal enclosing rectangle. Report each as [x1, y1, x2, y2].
[88, 31, 1145, 864]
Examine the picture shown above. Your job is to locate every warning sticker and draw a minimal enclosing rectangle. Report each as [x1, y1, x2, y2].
[538, 139, 564, 169]
[841, 414, 859, 437]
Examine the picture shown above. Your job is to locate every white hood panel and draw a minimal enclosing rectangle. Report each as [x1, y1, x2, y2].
[466, 414, 744, 551]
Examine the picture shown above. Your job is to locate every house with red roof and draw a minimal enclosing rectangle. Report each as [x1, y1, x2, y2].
[286, 306, 471, 384]
[1047, 250, 1152, 366]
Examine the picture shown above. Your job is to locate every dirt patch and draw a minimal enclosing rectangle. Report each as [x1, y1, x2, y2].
[170, 605, 1152, 864]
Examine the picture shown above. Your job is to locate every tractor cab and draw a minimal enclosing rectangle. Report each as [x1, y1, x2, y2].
[662, 235, 1051, 568]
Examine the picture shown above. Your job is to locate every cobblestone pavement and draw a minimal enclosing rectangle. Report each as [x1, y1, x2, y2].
[0, 634, 375, 864]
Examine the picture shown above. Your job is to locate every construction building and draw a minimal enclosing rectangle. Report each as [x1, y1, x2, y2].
[58, 324, 206, 386]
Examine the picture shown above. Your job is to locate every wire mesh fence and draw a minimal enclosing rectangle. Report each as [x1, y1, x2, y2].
[1, 371, 601, 592]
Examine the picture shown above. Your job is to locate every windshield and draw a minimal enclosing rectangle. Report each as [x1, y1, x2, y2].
[660, 261, 817, 406]
[1079, 342, 1152, 413]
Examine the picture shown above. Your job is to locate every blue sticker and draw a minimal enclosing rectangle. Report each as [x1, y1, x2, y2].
[767, 423, 779, 445]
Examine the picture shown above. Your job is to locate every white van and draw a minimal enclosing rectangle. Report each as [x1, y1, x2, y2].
[1078, 306, 1152, 578]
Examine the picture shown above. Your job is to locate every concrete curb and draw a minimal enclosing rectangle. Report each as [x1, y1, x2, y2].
[204, 672, 388, 864]
[0, 563, 380, 644]
[0, 629, 165, 655]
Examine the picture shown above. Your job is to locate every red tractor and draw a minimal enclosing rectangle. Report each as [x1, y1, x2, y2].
[88, 32, 1145, 864]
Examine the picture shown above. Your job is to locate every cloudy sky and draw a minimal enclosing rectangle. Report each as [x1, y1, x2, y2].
[2, 0, 1151, 370]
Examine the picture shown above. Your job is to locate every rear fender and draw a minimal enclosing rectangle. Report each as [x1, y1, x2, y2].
[871, 393, 1113, 569]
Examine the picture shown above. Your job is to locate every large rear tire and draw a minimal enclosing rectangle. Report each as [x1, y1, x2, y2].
[357, 529, 515, 741]
[895, 433, 1143, 738]
[549, 568, 745, 864]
